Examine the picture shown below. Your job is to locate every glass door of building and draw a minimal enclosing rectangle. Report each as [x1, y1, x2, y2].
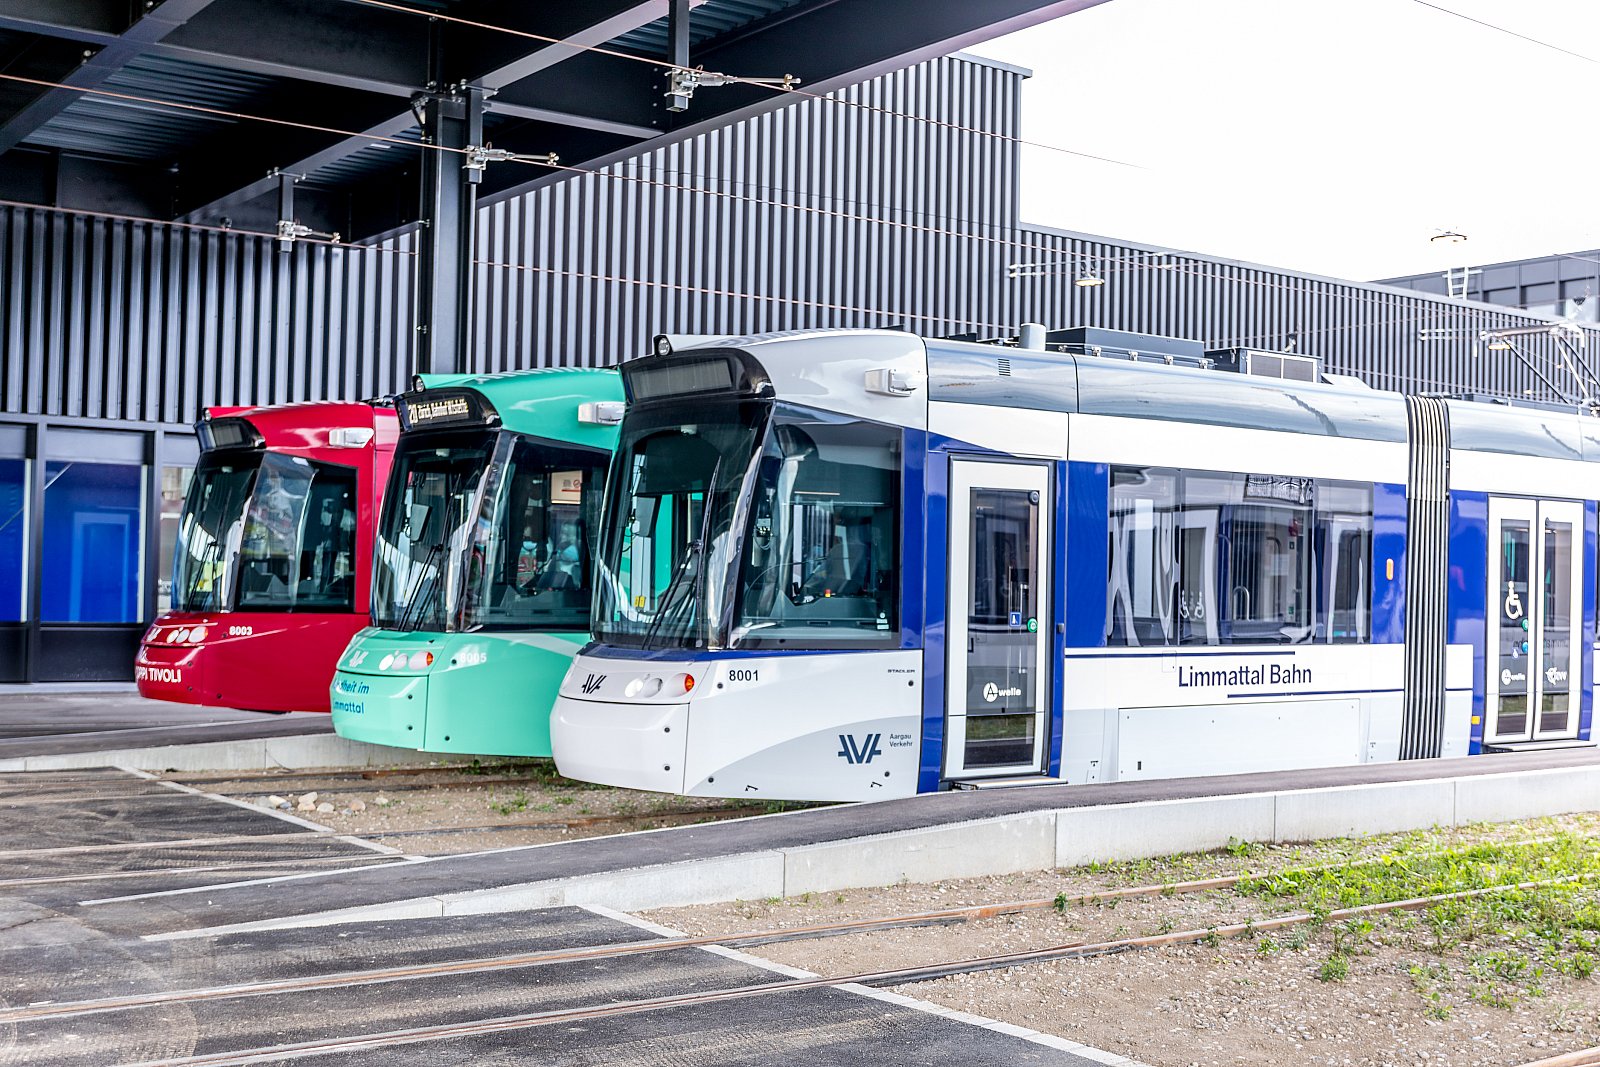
[1485, 497, 1582, 744]
[943, 459, 1051, 779]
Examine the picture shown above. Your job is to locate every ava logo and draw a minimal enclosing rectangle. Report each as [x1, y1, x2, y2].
[837, 733, 883, 764]
[580, 673, 606, 695]
[982, 681, 1022, 703]
[1547, 666, 1569, 685]
[1504, 582, 1524, 621]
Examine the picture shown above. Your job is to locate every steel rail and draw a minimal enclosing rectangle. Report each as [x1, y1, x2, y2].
[0, 805, 766, 861]
[1520, 1047, 1600, 1067]
[0, 773, 578, 804]
[9, 849, 1582, 1027]
[111, 874, 1599, 1067]
[0, 854, 405, 890]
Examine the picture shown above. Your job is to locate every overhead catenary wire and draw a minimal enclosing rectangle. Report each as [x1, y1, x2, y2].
[472, 258, 1014, 333]
[1409, 0, 1600, 67]
[342, 0, 1145, 172]
[0, 194, 411, 255]
[0, 66, 1565, 335]
[0, 61, 1582, 381]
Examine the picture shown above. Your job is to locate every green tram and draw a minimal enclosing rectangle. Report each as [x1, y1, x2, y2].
[330, 369, 623, 756]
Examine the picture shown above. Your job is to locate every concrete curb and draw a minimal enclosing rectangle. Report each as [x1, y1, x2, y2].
[152, 758, 1600, 939]
[0, 733, 473, 773]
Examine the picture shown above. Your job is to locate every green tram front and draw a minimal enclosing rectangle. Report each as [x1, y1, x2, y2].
[330, 370, 622, 756]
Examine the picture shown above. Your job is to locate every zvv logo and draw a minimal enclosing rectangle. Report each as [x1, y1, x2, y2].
[580, 673, 606, 695]
[837, 733, 883, 765]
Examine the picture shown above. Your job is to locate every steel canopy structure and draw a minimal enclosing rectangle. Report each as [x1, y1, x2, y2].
[0, 0, 1109, 372]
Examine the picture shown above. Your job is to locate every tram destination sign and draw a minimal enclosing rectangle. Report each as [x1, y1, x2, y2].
[397, 389, 499, 432]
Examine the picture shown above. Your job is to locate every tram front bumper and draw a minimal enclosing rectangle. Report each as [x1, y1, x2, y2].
[330, 670, 428, 750]
[551, 696, 689, 795]
[135, 642, 204, 704]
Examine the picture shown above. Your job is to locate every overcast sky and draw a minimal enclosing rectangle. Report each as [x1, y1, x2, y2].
[973, 0, 1600, 283]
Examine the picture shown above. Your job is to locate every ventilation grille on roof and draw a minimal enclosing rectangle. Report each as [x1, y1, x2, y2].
[1205, 347, 1323, 382]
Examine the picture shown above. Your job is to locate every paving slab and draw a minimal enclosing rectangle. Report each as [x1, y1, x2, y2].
[0, 692, 330, 761]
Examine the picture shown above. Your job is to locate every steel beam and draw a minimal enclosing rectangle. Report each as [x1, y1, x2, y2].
[0, 2, 124, 43]
[477, 0, 1115, 209]
[0, 1, 657, 137]
[177, 0, 667, 225]
[0, 0, 222, 156]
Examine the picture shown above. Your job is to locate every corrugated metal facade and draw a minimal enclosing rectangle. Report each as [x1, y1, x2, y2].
[469, 54, 1023, 371]
[1010, 226, 1595, 399]
[1, 51, 1590, 424]
[0, 212, 415, 424]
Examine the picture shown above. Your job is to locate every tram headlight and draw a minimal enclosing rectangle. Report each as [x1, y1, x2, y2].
[624, 677, 664, 699]
[679, 673, 695, 694]
[408, 651, 432, 669]
[378, 654, 394, 670]
[173, 628, 191, 643]
[188, 626, 207, 643]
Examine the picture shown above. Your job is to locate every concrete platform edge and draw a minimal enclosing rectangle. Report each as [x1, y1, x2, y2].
[157, 759, 1600, 938]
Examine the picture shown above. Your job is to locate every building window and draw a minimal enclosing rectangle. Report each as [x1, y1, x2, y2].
[41, 460, 147, 623]
[157, 463, 194, 613]
[0, 458, 27, 622]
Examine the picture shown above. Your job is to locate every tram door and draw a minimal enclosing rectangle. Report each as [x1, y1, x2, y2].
[943, 460, 1052, 779]
[1485, 498, 1583, 744]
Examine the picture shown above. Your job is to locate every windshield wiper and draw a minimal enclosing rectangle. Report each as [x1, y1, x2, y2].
[639, 537, 702, 650]
[396, 542, 444, 632]
[196, 537, 227, 610]
[638, 454, 723, 651]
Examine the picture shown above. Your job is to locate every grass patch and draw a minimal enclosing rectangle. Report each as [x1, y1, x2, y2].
[1233, 832, 1600, 1012]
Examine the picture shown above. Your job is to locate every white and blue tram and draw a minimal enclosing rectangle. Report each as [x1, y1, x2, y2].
[550, 328, 1596, 801]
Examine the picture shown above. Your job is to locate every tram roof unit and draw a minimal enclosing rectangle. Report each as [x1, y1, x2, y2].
[197, 399, 401, 455]
[634, 327, 1600, 462]
[396, 366, 625, 445]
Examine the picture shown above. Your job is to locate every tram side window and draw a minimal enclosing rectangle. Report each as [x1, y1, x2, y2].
[1316, 480, 1372, 642]
[1222, 474, 1314, 643]
[1106, 468, 1180, 645]
[468, 440, 609, 631]
[1106, 466, 1372, 646]
[732, 410, 901, 648]
[237, 456, 358, 613]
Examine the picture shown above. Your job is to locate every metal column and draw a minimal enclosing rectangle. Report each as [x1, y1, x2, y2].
[415, 84, 484, 375]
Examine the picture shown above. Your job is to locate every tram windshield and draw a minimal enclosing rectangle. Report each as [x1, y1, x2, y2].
[172, 452, 258, 612]
[172, 451, 360, 614]
[594, 400, 900, 650]
[372, 428, 608, 633]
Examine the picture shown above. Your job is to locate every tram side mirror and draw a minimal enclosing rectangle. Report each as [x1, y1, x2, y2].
[407, 502, 434, 542]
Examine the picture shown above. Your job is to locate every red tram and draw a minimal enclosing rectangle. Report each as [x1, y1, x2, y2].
[136, 402, 398, 713]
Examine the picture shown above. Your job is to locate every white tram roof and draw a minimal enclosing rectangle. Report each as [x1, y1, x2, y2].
[644, 328, 1600, 462]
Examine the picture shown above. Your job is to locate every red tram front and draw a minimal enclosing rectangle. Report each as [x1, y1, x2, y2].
[135, 402, 398, 713]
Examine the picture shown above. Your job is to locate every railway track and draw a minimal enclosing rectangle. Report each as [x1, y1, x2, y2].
[6, 845, 1588, 1021]
[1524, 1048, 1600, 1067]
[68, 871, 1593, 1066]
[0, 772, 572, 805]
